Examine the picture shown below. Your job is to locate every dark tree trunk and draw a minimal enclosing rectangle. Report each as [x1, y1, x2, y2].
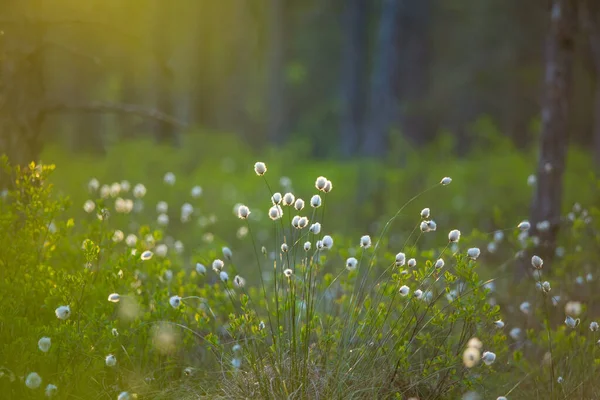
[0, 13, 47, 167]
[581, 0, 600, 169]
[339, 0, 368, 157]
[362, 0, 402, 157]
[397, 0, 432, 146]
[525, 0, 578, 276]
[267, 0, 287, 145]
[152, 0, 179, 147]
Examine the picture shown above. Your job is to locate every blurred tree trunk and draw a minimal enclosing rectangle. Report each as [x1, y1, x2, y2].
[151, 0, 179, 146]
[0, 12, 47, 167]
[339, 0, 367, 157]
[525, 0, 578, 276]
[398, 0, 432, 146]
[581, 0, 600, 169]
[267, 0, 287, 145]
[362, 0, 402, 157]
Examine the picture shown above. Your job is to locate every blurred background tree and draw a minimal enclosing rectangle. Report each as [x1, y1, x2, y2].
[2, 0, 600, 271]
[2, 0, 598, 162]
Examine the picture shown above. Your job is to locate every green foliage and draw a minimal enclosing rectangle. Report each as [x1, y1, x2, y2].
[2, 131, 599, 399]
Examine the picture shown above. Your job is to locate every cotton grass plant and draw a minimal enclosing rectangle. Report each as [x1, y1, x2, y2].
[10, 153, 600, 399]
[208, 162, 504, 399]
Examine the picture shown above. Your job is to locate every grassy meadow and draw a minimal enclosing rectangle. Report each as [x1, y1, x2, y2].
[1, 132, 599, 399]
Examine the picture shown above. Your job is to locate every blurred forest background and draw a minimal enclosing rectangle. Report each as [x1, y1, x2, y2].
[1, 0, 599, 163]
[2, 0, 600, 269]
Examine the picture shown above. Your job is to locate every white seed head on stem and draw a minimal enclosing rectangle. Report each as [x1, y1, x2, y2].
[440, 177, 452, 185]
[309, 222, 321, 235]
[395, 252, 406, 267]
[399, 285, 410, 296]
[448, 229, 461, 243]
[565, 315, 580, 328]
[38, 337, 51, 353]
[294, 198, 305, 211]
[271, 192, 282, 205]
[346, 257, 358, 271]
[222, 247, 233, 260]
[233, 275, 246, 288]
[254, 162, 267, 176]
[269, 205, 283, 220]
[420, 208, 430, 219]
[531, 255, 543, 269]
[482, 351, 496, 366]
[494, 320, 504, 329]
[220, 271, 229, 282]
[105, 354, 117, 367]
[590, 321, 599, 332]
[360, 235, 372, 248]
[435, 258, 445, 269]
[467, 248, 481, 260]
[284, 268, 293, 278]
[304, 241, 311, 251]
[315, 176, 327, 191]
[169, 295, 181, 308]
[212, 259, 225, 272]
[283, 192, 295, 206]
[237, 205, 250, 219]
[322, 235, 334, 249]
[55, 305, 71, 320]
[463, 347, 480, 368]
[25, 372, 42, 389]
[298, 217, 309, 229]
[518, 220, 530, 231]
[281, 243, 289, 253]
[196, 263, 206, 275]
[310, 194, 322, 208]
[45, 384, 58, 397]
[292, 216, 300, 228]
[108, 293, 120, 303]
[407, 258, 416, 268]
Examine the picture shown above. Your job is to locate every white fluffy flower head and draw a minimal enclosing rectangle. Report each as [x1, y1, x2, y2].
[212, 259, 225, 272]
[448, 229, 461, 243]
[395, 252, 406, 267]
[45, 383, 58, 397]
[315, 176, 327, 191]
[108, 293, 120, 303]
[440, 177, 452, 185]
[55, 305, 71, 320]
[310, 194, 322, 208]
[38, 337, 51, 353]
[220, 271, 229, 282]
[169, 295, 182, 308]
[25, 372, 42, 389]
[399, 285, 410, 296]
[360, 235, 372, 248]
[294, 198, 305, 211]
[467, 248, 481, 260]
[322, 235, 333, 249]
[105, 354, 117, 367]
[254, 162, 267, 176]
[269, 205, 283, 220]
[346, 257, 358, 271]
[283, 192, 295, 206]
